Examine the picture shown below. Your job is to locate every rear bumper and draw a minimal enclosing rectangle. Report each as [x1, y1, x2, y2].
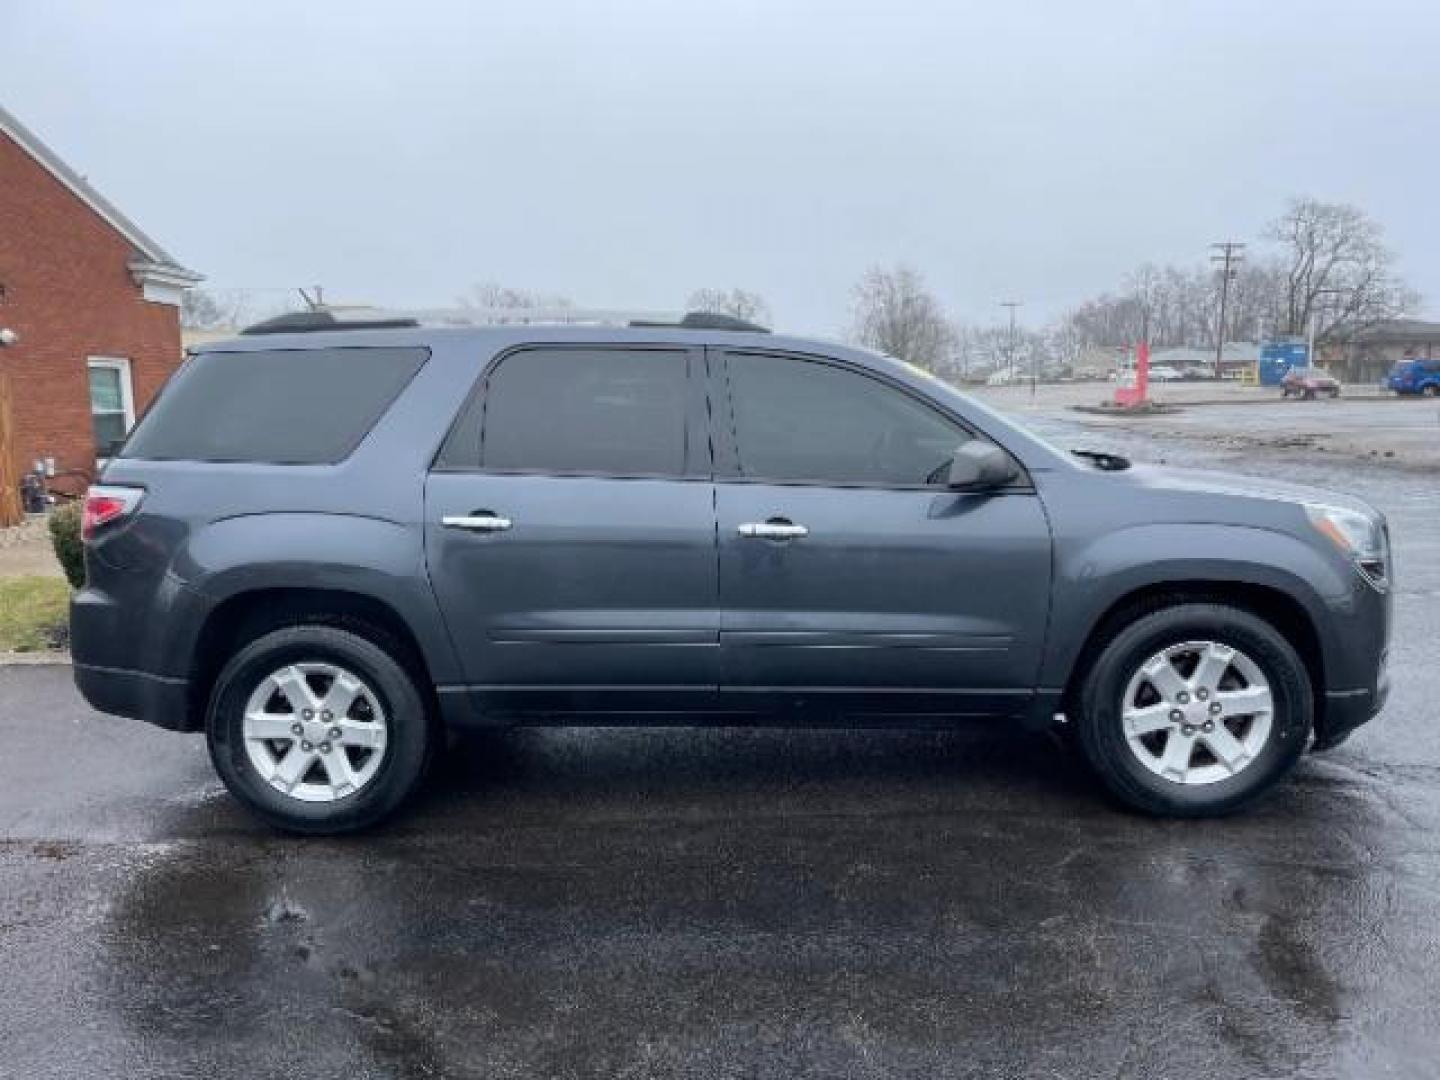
[71, 584, 196, 731]
[73, 662, 192, 732]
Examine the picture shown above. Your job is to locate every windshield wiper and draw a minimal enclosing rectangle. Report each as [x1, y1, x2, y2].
[1071, 449, 1131, 471]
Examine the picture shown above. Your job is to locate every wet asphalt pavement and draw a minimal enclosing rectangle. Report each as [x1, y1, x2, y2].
[2, 409, 1439, 1079]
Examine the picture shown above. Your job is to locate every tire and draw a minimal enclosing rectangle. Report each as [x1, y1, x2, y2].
[1423, 384, 1439, 398]
[1302, 388, 1316, 400]
[207, 624, 433, 834]
[1074, 603, 1312, 817]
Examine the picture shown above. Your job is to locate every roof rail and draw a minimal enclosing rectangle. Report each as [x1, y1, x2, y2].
[239, 311, 419, 335]
[634, 311, 769, 332]
[239, 307, 770, 335]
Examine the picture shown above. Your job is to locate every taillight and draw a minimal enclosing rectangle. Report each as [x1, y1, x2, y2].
[81, 485, 143, 542]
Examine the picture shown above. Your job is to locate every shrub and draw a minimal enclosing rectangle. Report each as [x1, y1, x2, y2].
[48, 502, 85, 589]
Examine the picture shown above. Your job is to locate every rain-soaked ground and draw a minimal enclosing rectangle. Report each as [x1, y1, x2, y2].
[2, 404, 1438, 1079]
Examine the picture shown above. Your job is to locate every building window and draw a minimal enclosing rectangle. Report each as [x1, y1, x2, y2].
[88, 358, 135, 460]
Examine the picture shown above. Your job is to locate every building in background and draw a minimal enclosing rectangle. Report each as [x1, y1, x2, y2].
[1320, 319, 1440, 383]
[0, 104, 201, 497]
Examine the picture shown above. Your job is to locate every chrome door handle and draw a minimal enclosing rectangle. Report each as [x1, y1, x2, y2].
[738, 521, 808, 540]
[442, 513, 513, 532]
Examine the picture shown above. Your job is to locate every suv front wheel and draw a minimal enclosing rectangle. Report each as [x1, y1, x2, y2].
[207, 624, 432, 833]
[1074, 603, 1312, 816]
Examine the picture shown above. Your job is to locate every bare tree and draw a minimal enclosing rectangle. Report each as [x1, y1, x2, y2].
[457, 282, 573, 310]
[1062, 257, 1290, 350]
[1266, 198, 1415, 338]
[1224, 258, 1288, 343]
[181, 288, 292, 331]
[180, 289, 228, 330]
[849, 265, 954, 371]
[686, 287, 771, 325]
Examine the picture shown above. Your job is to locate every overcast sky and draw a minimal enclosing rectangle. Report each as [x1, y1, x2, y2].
[4, 0, 1437, 334]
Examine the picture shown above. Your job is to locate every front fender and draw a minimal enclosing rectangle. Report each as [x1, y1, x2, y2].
[1040, 522, 1356, 693]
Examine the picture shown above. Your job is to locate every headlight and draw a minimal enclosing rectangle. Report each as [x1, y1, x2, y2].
[1305, 503, 1389, 588]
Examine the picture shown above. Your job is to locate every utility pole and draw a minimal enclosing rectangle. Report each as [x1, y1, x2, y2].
[1000, 300, 1022, 386]
[1210, 242, 1244, 378]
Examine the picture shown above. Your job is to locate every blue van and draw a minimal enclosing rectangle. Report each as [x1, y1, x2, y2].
[1386, 358, 1440, 396]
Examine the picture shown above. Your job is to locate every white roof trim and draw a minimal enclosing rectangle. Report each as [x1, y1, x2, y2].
[0, 103, 201, 283]
[130, 258, 203, 288]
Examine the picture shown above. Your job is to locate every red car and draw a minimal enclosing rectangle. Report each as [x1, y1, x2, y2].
[1281, 366, 1341, 399]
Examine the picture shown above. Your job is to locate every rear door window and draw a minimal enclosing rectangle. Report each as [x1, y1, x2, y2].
[121, 346, 428, 464]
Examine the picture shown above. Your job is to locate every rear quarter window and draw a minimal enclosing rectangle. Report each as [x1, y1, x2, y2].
[120, 346, 428, 464]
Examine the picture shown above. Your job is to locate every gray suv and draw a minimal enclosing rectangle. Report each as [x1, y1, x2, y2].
[71, 311, 1391, 832]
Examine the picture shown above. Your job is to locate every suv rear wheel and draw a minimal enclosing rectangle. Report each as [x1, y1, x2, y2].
[1074, 603, 1312, 816]
[207, 624, 432, 833]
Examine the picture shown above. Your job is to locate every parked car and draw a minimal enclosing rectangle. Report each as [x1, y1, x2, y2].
[1386, 357, 1440, 397]
[1180, 365, 1217, 381]
[1280, 366, 1341, 399]
[72, 310, 1392, 833]
[1147, 364, 1184, 382]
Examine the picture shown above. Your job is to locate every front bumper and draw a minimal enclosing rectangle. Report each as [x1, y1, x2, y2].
[1313, 651, 1390, 751]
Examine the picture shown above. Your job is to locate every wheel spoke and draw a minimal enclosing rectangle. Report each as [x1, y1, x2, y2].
[1191, 643, 1235, 694]
[1143, 656, 1189, 701]
[272, 744, 315, 790]
[321, 672, 364, 719]
[1201, 725, 1249, 773]
[320, 750, 359, 794]
[273, 665, 321, 714]
[1158, 730, 1195, 781]
[1216, 685, 1273, 717]
[1124, 702, 1174, 737]
[245, 710, 298, 742]
[335, 719, 386, 750]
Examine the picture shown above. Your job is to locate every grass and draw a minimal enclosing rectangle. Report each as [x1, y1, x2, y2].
[0, 576, 70, 652]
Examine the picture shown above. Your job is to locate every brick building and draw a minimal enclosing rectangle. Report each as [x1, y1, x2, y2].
[0, 104, 201, 496]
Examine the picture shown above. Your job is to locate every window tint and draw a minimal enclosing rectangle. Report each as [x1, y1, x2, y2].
[121, 347, 427, 464]
[726, 353, 966, 485]
[481, 348, 687, 475]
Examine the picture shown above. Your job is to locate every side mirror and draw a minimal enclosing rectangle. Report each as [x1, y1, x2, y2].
[946, 439, 1020, 490]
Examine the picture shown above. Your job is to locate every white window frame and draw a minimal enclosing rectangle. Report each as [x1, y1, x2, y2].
[87, 356, 136, 462]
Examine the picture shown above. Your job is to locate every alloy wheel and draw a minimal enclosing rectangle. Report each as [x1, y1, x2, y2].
[1120, 640, 1274, 785]
[241, 661, 389, 802]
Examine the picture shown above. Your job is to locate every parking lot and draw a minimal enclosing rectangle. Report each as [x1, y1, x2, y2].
[2, 396, 1438, 1078]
